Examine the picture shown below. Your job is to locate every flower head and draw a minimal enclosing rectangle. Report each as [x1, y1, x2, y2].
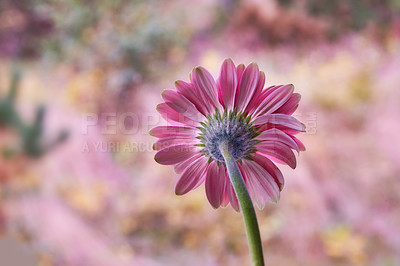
[151, 59, 305, 210]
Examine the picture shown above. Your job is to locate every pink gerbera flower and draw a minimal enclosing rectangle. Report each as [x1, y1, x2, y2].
[151, 59, 305, 211]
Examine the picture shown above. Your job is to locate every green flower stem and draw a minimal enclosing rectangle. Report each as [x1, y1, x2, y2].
[220, 142, 265, 266]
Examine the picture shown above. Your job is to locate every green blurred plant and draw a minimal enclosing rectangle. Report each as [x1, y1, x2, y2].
[0, 69, 21, 128]
[0, 68, 68, 157]
[40, 0, 192, 81]
[280, 0, 400, 35]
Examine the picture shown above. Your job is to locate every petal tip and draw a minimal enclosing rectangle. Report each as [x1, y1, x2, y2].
[286, 84, 295, 90]
[175, 185, 186, 196]
[210, 203, 219, 209]
[194, 66, 203, 72]
[301, 123, 306, 132]
[224, 58, 234, 64]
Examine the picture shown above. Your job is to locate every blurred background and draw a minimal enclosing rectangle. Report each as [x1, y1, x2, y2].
[1, 0, 400, 265]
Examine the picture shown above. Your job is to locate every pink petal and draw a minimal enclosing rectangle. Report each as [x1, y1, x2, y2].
[157, 103, 197, 127]
[236, 64, 245, 83]
[162, 90, 203, 121]
[227, 181, 240, 211]
[246, 160, 281, 203]
[240, 160, 280, 206]
[175, 156, 209, 195]
[174, 153, 202, 174]
[256, 128, 300, 153]
[257, 141, 297, 169]
[153, 137, 198, 151]
[290, 135, 306, 151]
[149, 126, 198, 138]
[246, 85, 276, 113]
[175, 80, 207, 115]
[217, 58, 237, 110]
[219, 166, 230, 207]
[253, 84, 294, 117]
[191, 67, 220, 113]
[253, 153, 284, 191]
[235, 63, 259, 112]
[245, 71, 265, 113]
[249, 86, 281, 111]
[205, 162, 223, 208]
[254, 114, 306, 133]
[275, 93, 301, 115]
[238, 163, 265, 208]
[154, 145, 199, 165]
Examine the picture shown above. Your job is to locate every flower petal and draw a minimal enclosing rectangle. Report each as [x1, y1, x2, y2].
[290, 135, 306, 151]
[174, 153, 202, 174]
[227, 181, 240, 211]
[157, 103, 198, 127]
[149, 126, 198, 138]
[175, 80, 207, 115]
[238, 163, 265, 209]
[220, 166, 230, 207]
[191, 67, 220, 113]
[254, 114, 306, 133]
[246, 160, 281, 202]
[153, 137, 198, 151]
[253, 153, 284, 191]
[217, 58, 237, 110]
[256, 128, 300, 153]
[236, 64, 245, 82]
[155, 145, 199, 165]
[205, 162, 222, 208]
[235, 63, 259, 112]
[245, 71, 265, 113]
[275, 93, 301, 115]
[257, 141, 297, 169]
[175, 156, 209, 195]
[162, 90, 203, 121]
[240, 160, 280, 206]
[254, 84, 294, 117]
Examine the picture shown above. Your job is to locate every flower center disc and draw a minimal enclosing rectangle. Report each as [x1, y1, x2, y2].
[198, 110, 258, 163]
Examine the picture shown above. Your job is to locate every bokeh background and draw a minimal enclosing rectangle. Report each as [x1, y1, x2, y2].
[1, 0, 400, 265]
